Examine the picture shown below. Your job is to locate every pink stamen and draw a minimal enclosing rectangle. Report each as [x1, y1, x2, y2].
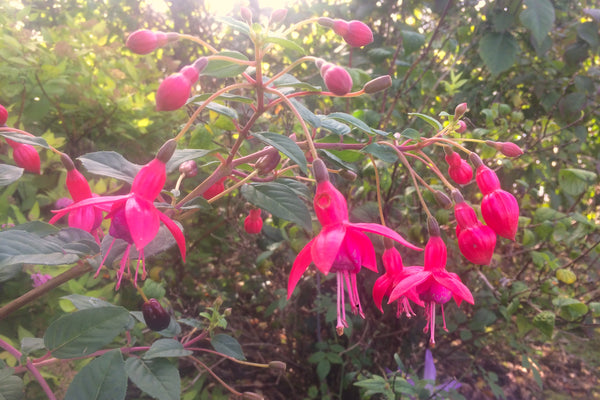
[115, 245, 131, 290]
[97, 239, 116, 278]
[430, 302, 436, 344]
[441, 304, 448, 332]
[350, 273, 364, 318]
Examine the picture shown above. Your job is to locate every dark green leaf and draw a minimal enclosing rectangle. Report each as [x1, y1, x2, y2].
[179, 196, 212, 210]
[407, 112, 443, 130]
[20, 338, 46, 360]
[165, 149, 214, 174]
[251, 131, 307, 174]
[78, 151, 141, 184]
[144, 339, 192, 359]
[532, 311, 555, 339]
[64, 350, 126, 400]
[125, 358, 180, 400]
[62, 294, 117, 310]
[558, 168, 597, 196]
[362, 143, 398, 163]
[241, 182, 312, 231]
[318, 115, 351, 135]
[189, 92, 253, 104]
[201, 50, 249, 78]
[0, 230, 80, 268]
[194, 101, 238, 120]
[211, 334, 246, 360]
[318, 149, 357, 172]
[0, 165, 23, 187]
[402, 30, 425, 54]
[275, 178, 312, 199]
[44, 307, 131, 358]
[519, 0, 555, 45]
[289, 99, 321, 128]
[0, 131, 50, 148]
[316, 359, 330, 380]
[327, 112, 377, 135]
[478, 32, 520, 75]
[577, 21, 599, 48]
[0, 368, 23, 400]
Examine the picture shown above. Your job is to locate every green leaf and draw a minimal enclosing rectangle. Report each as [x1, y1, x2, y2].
[144, 339, 192, 359]
[289, 99, 321, 128]
[78, 151, 141, 184]
[64, 350, 126, 400]
[265, 35, 305, 54]
[577, 21, 599, 48]
[62, 294, 118, 310]
[478, 32, 520, 75]
[44, 307, 131, 358]
[318, 115, 351, 135]
[0, 368, 23, 400]
[558, 168, 597, 196]
[316, 359, 330, 380]
[201, 50, 249, 78]
[165, 149, 212, 173]
[0, 165, 23, 187]
[0, 229, 80, 268]
[216, 16, 250, 35]
[241, 182, 312, 231]
[519, 0, 555, 45]
[408, 112, 443, 130]
[20, 338, 46, 360]
[125, 358, 180, 400]
[555, 269, 576, 284]
[399, 128, 421, 140]
[532, 311, 555, 339]
[194, 101, 238, 120]
[251, 132, 308, 174]
[362, 143, 398, 163]
[553, 298, 588, 321]
[189, 92, 253, 104]
[0, 131, 50, 148]
[402, 30, 425, 54]
[275, 178, 312, 199]
[210, 334, 246, 360]
[327, 112, 379, 135]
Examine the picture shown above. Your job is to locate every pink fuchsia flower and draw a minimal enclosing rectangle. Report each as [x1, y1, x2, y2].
[470, 153, 520, 240]
[60, 153, 104, 242]
[156, 57, 208, 111]
[444, 148, 472, 185]
[0, 104, 7, 125]
[485, 141, 524, 157]
[389, 219, 474, 344]
[452, 190, 496, 265]
[372, 239, 424, 318]
[288, 159, 421, 335]
[328, 19, 373, 47]
[244, 209, 263, 234]
[4, 138, 41, 174]
[126, 29, 179, 55]
[455, 120, 467, 134]
[50, 140, 186, 289]
[316, 60, 353, 96]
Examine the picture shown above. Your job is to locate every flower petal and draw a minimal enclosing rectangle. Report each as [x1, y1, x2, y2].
[351, 223, 422, 251]
[424, 349, 436, 382]
[433, 272, 475, 305]
[345, 228, 377, 272]
[49, 194, 128, 224]
[157, 211, 186, 262]
[388, 271, 432, 303]
[288, 238, 315, 299]
[372, 274, 392, 313]
[125, 197, 160, 250]
[311, 224, 346, 274]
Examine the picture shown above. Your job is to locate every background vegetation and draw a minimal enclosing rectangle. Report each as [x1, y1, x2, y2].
[0, 0, 598, 399]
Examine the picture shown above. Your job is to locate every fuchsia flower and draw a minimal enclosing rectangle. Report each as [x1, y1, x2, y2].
[373, 240, 424, 318]
[244, 209, 263, 234]
[332, 19, 374, 47]
[4, 138, 41, 174]
[202, 176, 227, 200]
[156, 58, 208, 111]
[51, 140, 186, 289]
[444, 149, 472, 185]
[470, 154, 520, 240]
[453, 190, 496, 265]
[389, 220, 474, 344]
[60, 153, 103, 242]
[486, 141, 524, 157]
[288, 159, 421, 335]
[0, 104, 7, 125]
[126, 29, 179, 55]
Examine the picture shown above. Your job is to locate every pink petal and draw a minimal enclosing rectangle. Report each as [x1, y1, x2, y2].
[157, 211, 187, 262]
[345, 228, 377, 272]
[372, 274, 392, 313]
[125, 197, 160, 250]
[311, 224, 346, 274]
[388, 271, 431, 303]
[351, 223, 422, 251]
[287, 238, 315, 299]
[49, 194, 129, 224]
[433, 272, 475, 305]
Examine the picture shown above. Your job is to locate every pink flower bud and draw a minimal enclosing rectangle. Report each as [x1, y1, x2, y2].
[126, 30, 179, 55]
[244, 209, 263, 234]
[0, 104, 8, 125]
[362, 75, 392, 94]
[454, 103, 468, 118]
[203, 177, 227, 200]
[255, 147, 281, 175]
[323, 65, 353, 96]
[485, 141, 524, 157]
[456, 120, 467, 133]
[179, 160, 198, 177]
[445, 150, 472, 185]
[475, 164, 501, 195]
[240, 7, 253, 24]
[332, 19, 373, 47]
[480, 188, 519, 241]
[332, 19, 349, 36]
[270, 8, 287, 24]
[5, 138, 40, 174]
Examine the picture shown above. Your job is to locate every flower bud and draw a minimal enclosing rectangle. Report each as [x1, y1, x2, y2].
[142, 299, 171, 331]
[323, 65, 353, 96]
[362, 75, 392, 94]
[126, 30, 179, 55]
[255, 147, 281, 175]
[475, 164, 501, 195]
[332, 20, 373, 47]
[156, 60, 203, 111]
[481, 189, 519, 241]
[0, 104, 8, 125]
[202, 177, 226, 200]
[268, 361, 287, 372]
[157, 139, 177, 163]
[433, 190, 452, 209]
[445, 150, 472, 185]
[5, 138, 40, 174]
[312, 159, 329, 183]
[485, 141, 524, 157]
[179, 160, 198, 177]
[454, 103, 468, 119]
[317, 17, 335, 28]
[455, 120, 467, 134]
[244, 209, 263, 234]
[240, 7, 253, 24]
[339, 169, 357, 181]
[270, 8, 287, 24]
[427, 217, 440, 237]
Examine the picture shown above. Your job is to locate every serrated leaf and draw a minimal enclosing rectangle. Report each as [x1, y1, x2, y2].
[407, 112, 443, 130]
[125, 358, 180, 400]
[64, 350, 126, 400]
[78, 151, 141, 184]
[44, 307, 131, 358]
[251, 132, 307, 174]
[520, 0, 555, 46]
[362, 143, 398, 163]
[532, 311, 555, 339]
[289, 99, 321, 128]
[166, 149, 214, 174]
[201, 50, 249, 78]
[478, 32, 520, 75]
[211, 334, 246, 360]
[265, 35, 305, 54]
[555, 269, 576, 284]
[144, 339, 192, 359]
[0, 165, 23, 187]
[0, 131, 50, 148]
[558, 168, 597, 196]
[241, 182, 312, 231]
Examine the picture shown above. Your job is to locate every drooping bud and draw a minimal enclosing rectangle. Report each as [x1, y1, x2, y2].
[339, 169, 357, 181]
[427, 217, 440, 237]
[312, 158, 329, 183]
[179, 160, 198, 177]
[0, 104, 8, 125]
[454, 103, 468, 119]
[270, 8, 288, 24]
[5, 138, 40, 174]
[202, 177, 227, 200]
[445, 150, 472, 185]
[142, 299, 171, 331]
[126, 30, 179, 55]
[156, 60, 204, 111]
[363, 75, 392, 94]
[322, 65, 353, 96]
[255, 147, 281, 175]
[485, 141, 524, 157]
[157, 139, 177, 163]
[455, 120, 467, 134]
[453, 191, 496, 264]
[240, 7, 253, 24]
[268, 361, 287, 372]
[433, 190, 452, 209]
[480, 188, 520, 241]
[244, 209, 263, 234]
[332, 20, 373, 47]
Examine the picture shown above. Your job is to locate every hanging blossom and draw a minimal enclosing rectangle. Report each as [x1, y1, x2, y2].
[51, 140, 186, 289]
[372, 238, 424, 318]
[389, 219, 474, 344]
[288, 159, 421, 335]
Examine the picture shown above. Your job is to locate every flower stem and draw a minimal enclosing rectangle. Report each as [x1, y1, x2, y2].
[369, 155, 387, 227]
[190, 357, 243, 397]
[178, 34, 218, 53]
